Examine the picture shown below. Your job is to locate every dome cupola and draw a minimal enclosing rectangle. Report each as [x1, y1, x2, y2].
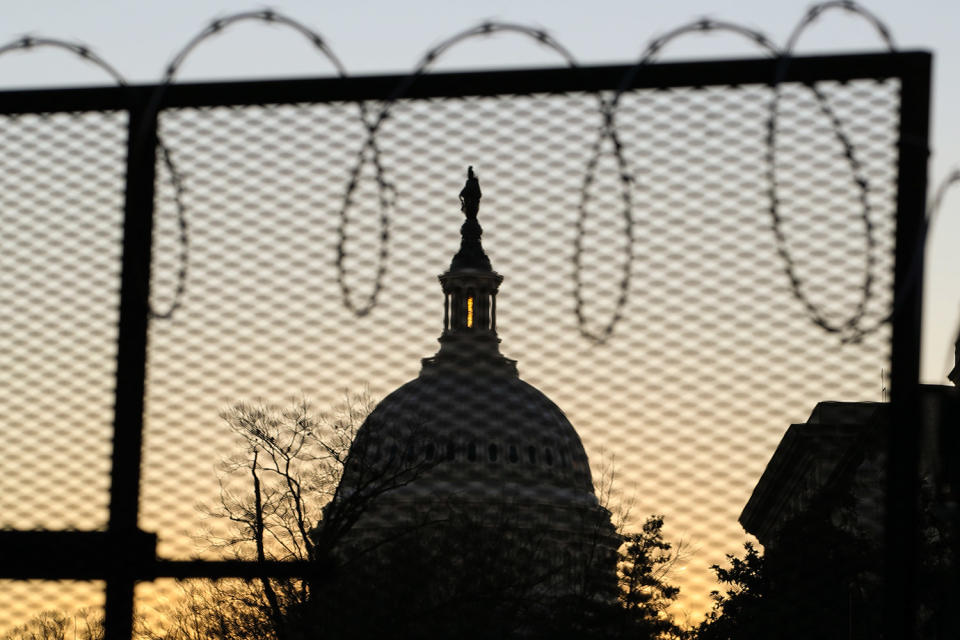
[422, 167, 516, 376]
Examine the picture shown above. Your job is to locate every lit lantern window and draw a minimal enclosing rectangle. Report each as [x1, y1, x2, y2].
[466, 296, 474, 328]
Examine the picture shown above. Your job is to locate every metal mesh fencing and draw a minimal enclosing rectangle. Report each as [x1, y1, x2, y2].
[1, 111, 126, 533]
[145, 77, 898, 581]
[0, 53, 935, 639]
[0, 582, 105, 638]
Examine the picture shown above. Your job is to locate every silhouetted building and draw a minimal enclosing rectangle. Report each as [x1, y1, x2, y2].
[740, 401, 887, 546]
[740, 357, 960, 639]
[317, 169, 619, 635]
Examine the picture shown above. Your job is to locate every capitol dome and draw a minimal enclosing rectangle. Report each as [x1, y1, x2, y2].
[348, 369, 597, 509]
[327, 168, 617, 580]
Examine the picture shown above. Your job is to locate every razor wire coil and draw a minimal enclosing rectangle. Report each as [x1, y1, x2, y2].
[0, 2, 936, 345]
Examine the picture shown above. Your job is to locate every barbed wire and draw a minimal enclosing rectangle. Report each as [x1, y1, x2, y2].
[0, 36, 127, 84]
[771, 1, 896, 343]
[925, 169, 960, 373]
[152, 9, 398, 318]
[340, 21, 579, 316]
[602, 1, 911, 346]
[157, 16, 581, 317]
[149, 10, 385, 318]
[784, 0, 895, 52]
[0, 1, 935, 346]
[0, 36, 201, 320]
[0, 35, 192, 320]
[575, 20, 782, 344]
[927, 170, 960, 230]
[150, 143, 190, 320]
[586, 1, 896, 344]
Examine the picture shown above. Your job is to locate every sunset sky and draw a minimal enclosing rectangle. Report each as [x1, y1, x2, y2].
[0, 1, 956, 382]
[1, 0, 958, 628]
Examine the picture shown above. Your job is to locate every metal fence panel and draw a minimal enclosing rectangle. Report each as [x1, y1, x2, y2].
[0, 53, 932, 639]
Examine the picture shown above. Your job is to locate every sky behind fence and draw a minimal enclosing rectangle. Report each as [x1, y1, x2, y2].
[0, 1, 957, 384]
[0, 1, 953, 635]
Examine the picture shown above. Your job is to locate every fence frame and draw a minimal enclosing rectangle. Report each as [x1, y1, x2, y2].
[0, 50, 931, 639]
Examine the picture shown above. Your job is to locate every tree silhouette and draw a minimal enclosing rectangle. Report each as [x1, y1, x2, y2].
[142, 395, 689, 639]
[138, 580, 277, 640]
[535, 514, 688, 640]
[3, 396, 688, 640]
[191, 393, 437, 639]
[695, 542, 766, 640]
[617, 516, 686, 639]
[697, 496, 878, 640]
[1, 608, 104, 640]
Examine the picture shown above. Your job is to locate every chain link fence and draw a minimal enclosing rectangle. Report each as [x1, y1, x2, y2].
[0, 50, 936, 639]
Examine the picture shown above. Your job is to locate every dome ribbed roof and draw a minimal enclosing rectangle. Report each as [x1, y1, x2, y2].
[344, 370, 596, 507]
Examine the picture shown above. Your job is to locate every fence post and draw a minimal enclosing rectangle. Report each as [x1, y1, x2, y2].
[886, 51, 932, 639]
[104, 89, 158, 640]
